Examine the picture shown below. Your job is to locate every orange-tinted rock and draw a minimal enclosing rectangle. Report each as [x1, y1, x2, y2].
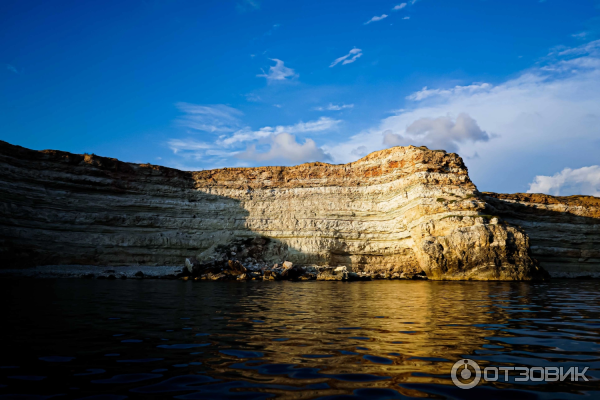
[0, 140, 570, 280]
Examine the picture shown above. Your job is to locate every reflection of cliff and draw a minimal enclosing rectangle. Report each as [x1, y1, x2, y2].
[485, 193, 600, 277]
[0, 140, 562, 280]
[221, 281, 517, 385]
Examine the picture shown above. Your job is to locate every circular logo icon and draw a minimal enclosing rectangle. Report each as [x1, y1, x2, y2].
[451, 359, 481, 389]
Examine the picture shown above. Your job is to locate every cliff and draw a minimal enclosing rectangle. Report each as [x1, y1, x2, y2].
[1, 139, 590, 280]
[484, 193, 600, 278]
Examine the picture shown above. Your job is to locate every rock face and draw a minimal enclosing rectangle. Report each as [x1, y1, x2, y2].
[484, 193, 600, 278]
[0, 139, 579, 280]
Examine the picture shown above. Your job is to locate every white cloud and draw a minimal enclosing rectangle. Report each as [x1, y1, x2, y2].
[167, 109, 339, 168]
[403, 16, 410, 20]
[6, 64, 18, 74]
[407, 83, 492, 101]
[330, 48, 363, 67]
[314, 103, 354, 111]
[167, 139, 213, 154]
[218, 116, 341, 147]
[321, 39, 600, 192]
[278, 117, 341, 133]
[237, 133, 332, 163]
[528, 166, 600, 196]
[364, 14, 388, 25]
[393, 3, 407, 10]
[257, 58, 297, 81]
[382, 113, 490, 153]
[351, 145, 368, 157]
[555, 39, 600, 57]
[175, 103, 243, 133]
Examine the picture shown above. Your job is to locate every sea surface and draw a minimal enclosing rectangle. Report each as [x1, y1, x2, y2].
[1, 279, 599, 400]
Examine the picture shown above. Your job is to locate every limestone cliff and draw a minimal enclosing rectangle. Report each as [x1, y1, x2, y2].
[0, 140, 565, 280]
[484, 193, 600, 278]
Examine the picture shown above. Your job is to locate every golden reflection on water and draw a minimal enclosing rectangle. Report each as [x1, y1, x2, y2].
[2, 279, 599, 399]
[190, 280, 596, 398]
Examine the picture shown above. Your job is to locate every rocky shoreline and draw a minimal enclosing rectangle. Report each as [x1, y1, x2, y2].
[0, 263, 428, 281]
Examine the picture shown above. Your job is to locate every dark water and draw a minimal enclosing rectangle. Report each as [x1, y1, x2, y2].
[1, 280, 599, 400]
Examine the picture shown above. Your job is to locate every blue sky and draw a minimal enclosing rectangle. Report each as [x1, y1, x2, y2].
[2, 0, 600, 195]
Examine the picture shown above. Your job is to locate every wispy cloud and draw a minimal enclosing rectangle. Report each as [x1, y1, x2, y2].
[245, 93, 261, 102]
[406, 83, 492, 101]
[236, 0, 260, 13]
[554, 39, 600, 57]
[314, 103, 354, 111]
[329, 48, 363, 67]
[528, 165, 600, 196]
[175, 103, 243, 133]
[321, 38, 600, 193]
[393, 3, 407, 10]
[572, 32, 588, 40]
[167, 139, 213, 154]
[167, 105, 339, 168]
[6, 64, 18, 74]
[364, 14, 388, 25]
[403, 16, 410, 20]
[257, 58, 298, 81]
[219, 117, 341, 147]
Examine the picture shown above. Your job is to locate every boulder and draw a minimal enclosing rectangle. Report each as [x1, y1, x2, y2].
[279, 265, 304, 281]
[317, 266, 368, 281]
[207, 272, 227, 281]
[298, 273, 317, 281]
[185, 257, 199, 274]
[317, 267, 348, 281]
[249, 271, 262, 280]
[228, 260, 247, 274]
[263, 269, 280, 281]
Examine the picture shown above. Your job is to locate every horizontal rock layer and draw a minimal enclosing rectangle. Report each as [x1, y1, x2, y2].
[0, 140, 576, 280]
[484, 193, 600, 278]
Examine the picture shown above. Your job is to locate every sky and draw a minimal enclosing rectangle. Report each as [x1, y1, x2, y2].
[1, 0, 600, 195]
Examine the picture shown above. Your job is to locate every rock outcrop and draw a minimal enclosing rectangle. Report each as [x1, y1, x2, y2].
[0, 139, 584, 280]
[484, 193, 600, 278]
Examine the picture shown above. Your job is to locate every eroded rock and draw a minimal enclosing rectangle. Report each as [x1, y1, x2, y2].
[0, 140, 577, 280]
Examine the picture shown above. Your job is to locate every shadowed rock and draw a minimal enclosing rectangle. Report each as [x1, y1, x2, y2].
[2, 140, 593, 280]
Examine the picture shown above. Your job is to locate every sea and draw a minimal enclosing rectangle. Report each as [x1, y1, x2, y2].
[1, 279, 599, 400]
